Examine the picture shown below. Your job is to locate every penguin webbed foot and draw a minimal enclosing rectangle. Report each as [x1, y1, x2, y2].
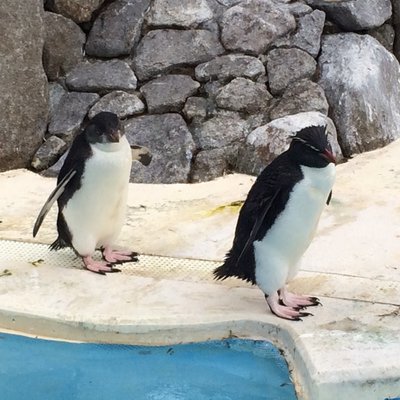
[265, 293, 313, 321]
[102, 247, 139, 264]
[278, 288, 322, 309]
[82, 256, 121, 275]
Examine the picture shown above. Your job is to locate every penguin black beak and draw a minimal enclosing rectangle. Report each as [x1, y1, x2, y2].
[322, 149, 336, 164]
[109, 130, 121, 143]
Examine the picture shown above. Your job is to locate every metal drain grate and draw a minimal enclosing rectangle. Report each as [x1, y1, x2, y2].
[0, 239, 222, 282]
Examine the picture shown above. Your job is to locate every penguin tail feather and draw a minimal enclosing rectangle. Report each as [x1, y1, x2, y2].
[213, 251, 238, 281]
[49, 237, 68, 251]
[213, 248, 256, 284]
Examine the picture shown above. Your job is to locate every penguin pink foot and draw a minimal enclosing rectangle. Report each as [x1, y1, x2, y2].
[83, 256, 121, 275]
[279, 288, 321, 309]
[102, 247, 138, 264]
[265, 293, 313, 321]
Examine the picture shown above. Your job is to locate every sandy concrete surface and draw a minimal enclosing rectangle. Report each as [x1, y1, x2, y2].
[1, 140, 400, 400]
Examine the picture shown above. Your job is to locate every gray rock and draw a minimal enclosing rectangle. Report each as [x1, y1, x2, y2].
[276, 10, 325, 58]
[133, 29, 224, 81]
[88, 91, 145, 119]
[204, 81, 224, 100]
[43, 150, 67, 177]
[43, 12, 85, 81]
[46, 0, 105, 23]
[65, 60, 137, 93]
[190, 146, 237, 183]
[183, 97, 210, 121]
[146, 0, 214, 28]
[220, 0, 296, 55]
[236, 111, 342, 175]
[368, 23, 395, 52]
[125, 114, 195, 183]
[266, 48, 317, 95]
[49, 82, 67, 120]
[285, 2, 312, 17]
[195, 54, 266, 82]
[190, 111, 248, 149]
[0, 0, 48, 171]
[269, 79, 328, 120]
[48, 92, 99, 142]
[86, 0, 150, 58]
[140, 75, 200, 114]
[318, 33, 400, 156]
[215, 77, 273, 113]
[305, 0, 392, 31]
[31, 136, 68, 171]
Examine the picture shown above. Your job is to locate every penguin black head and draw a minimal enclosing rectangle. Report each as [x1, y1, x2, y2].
[289, 125, 336, 168]
[85, 112, 123, 144]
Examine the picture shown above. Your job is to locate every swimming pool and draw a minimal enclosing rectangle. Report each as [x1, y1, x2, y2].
[0, 333, 296, 400]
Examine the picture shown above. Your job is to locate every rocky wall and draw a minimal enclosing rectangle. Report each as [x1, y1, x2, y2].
[1, 0, 400, 182]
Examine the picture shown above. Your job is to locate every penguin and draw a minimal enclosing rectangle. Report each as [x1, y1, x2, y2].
[214, 125, 336, 320]
[33, 112, 152, 274]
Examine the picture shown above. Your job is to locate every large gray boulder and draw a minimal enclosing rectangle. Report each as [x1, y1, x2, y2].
[146, 0, 214, 28]
[133, 29, 224, 81]
[276, 9, 325, 58]
[215, 78, 272, 113]
[269, 79, 328, 120]
[140, 75, 200, 114]
[0, 0, 48, 171]
[266, 48, 317, 95]
[88, 91, 145, 119]
[191, 146, 237, 183]
[48, 92, 99, 142]
[31, 136, 67, 171]
[236, 111, 342, 175]
[306, 0, 391, 31]
[43, 12, 85, 81]
[220, 0, 296, 55]
[318, 33, 400, 156]
[195, 54, 266, 82]
[49, 82, 67, 119]
[46, 0, 105, 23]
[190, 111, 248, 149]
[65, 60, 137, 93]
[85, 0, 150, 58]
[125, 114, 195, 183]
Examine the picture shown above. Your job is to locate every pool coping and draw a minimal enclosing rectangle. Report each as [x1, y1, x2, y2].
[0, 253, 399, 400]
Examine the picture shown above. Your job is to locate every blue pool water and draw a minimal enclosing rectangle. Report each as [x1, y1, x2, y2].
[0, 333, 297, 400]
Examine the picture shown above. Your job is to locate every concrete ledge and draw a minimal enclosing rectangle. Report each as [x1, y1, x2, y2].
[1, 139, 400, 400]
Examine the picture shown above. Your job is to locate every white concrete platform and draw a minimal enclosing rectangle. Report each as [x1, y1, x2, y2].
[1, 140, 400, 400]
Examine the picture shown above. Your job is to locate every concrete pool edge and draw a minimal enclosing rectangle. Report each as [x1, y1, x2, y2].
[0, 292, 399, 400]
[0, 311, 316, 400]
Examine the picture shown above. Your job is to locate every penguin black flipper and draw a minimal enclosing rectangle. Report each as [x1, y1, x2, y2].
[214, 152, 303, 284]
[235, 189, 281, 269]
[33, 133, 92, 239]
[32, 169, 77, 237]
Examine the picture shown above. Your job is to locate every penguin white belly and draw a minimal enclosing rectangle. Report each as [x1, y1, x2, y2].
[63, 136, 132, 256]
[254, 164, 335, 294]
